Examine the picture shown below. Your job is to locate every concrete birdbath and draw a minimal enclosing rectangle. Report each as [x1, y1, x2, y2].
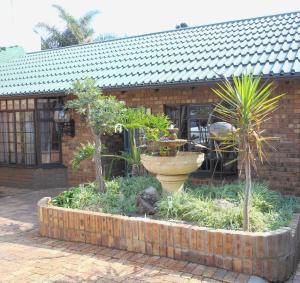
[141, 128, 204, 193]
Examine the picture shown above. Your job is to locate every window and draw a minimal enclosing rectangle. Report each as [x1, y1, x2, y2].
[0, 98, 62, 166]
[37, 99, 61, 164]
[165, 104, 237, 176]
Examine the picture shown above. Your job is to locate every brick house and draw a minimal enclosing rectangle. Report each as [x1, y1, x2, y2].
[0, 12, 299, 194]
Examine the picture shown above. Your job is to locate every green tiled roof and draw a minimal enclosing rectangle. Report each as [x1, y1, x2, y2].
[0, 11, 300, 96]
[0, 46, 24, 64]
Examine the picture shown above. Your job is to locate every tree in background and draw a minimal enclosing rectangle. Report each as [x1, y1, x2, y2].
[35, 5, 99, 49]
[212, 74, 284, 231]
[176, 23, 188, 29]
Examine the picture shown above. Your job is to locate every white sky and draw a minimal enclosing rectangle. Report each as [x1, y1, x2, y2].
[1, 0, 300, 52]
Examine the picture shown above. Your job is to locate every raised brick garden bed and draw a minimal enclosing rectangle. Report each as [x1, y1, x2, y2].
[38, 197, 300, 281]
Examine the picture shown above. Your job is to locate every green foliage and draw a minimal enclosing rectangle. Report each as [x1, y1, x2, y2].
[212, 74, 284, 167]
[119, 107, 170, 141]
[35, 4, 99, 49]
[51, 189, 78, 208]
[52, 176, 161, 214]
[67, 79, 126, 136]
[52, 177, 298, 232]
[72, 142, 96, 170]
[143, 113, 170, 141]
[101, 176, 162, 214]
[157, 182, 298, 232]
[212, 73, 285, 231]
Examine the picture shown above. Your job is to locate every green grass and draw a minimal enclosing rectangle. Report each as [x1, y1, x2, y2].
[51, 176, 298, 232]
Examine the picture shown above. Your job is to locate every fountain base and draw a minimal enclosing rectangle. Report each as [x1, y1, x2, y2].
[156, 174, 189, 193]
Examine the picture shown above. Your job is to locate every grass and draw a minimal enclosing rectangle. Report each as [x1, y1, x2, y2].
[51, 176, 298, 232]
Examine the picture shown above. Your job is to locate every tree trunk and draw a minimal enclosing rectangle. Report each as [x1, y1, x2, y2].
[95, 133, 106, 193]
[243, 155, 251, 231]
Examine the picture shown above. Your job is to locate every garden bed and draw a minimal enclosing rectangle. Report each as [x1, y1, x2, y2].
[38, 177, 300, 281]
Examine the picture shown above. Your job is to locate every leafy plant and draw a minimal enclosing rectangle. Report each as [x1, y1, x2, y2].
[72, 142, 96, 170]
[118, 107, 170, 174]
[211, 74, 284, 231]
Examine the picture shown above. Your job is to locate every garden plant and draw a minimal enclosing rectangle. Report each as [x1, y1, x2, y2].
[51, 76, 298, 233]
[211, 73, 284, 231]
[67, 79, 126, 192]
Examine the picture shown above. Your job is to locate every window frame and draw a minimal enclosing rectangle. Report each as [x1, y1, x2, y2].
[0, 97, 64, 168]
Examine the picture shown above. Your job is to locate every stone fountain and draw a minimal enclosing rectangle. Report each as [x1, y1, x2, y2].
[141, 128, 204, 193]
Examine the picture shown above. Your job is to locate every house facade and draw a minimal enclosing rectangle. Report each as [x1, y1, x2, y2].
[0, 12, 299, 194]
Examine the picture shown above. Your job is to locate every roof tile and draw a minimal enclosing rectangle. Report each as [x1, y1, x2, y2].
[0, 11, 300, 96]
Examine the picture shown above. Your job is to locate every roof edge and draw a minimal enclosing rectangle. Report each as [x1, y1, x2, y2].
[1, 73, 300, 97]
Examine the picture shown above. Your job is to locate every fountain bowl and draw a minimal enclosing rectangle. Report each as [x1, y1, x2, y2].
[141, 152, 204, 193]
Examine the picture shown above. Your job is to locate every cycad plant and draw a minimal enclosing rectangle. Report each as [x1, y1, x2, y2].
[212, 74, 284, 231]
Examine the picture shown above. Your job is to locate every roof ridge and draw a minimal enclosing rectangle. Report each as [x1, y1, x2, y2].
[26, 10, 300, 56]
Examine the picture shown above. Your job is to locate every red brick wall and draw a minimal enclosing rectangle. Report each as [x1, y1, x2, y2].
[0, 166, 67, 189]
[38, 197, 300, 281]
[62, 78, 300, 194]
[62, 112, 96, 186]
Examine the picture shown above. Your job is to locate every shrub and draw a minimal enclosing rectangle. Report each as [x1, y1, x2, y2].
[52, 177, 298, 232]
[157, 182, 298, 231]
[52, 175, 161, 214]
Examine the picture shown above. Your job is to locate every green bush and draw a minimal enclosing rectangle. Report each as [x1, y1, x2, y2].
[157, 182, 298, 231]
[51, 177, 298, 232]
[52, 175, 161, 214]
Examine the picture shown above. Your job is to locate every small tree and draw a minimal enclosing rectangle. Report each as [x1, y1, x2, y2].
[212, 74, 284, 231]
[67, 79, 126, 192]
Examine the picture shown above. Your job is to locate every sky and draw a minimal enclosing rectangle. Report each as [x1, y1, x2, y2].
[1, 0, 300, 52]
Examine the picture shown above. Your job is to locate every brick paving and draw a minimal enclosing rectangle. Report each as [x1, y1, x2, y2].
[0, 186, 287, 282]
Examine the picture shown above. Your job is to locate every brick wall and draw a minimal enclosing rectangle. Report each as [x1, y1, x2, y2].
[0, 166, 67, 189]
[38, 197, 300, 282]
[62, 78, 300, 194]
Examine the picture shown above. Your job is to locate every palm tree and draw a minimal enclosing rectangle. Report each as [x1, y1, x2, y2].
[35, 5, 99, 49]
[212, 74, 284, 231]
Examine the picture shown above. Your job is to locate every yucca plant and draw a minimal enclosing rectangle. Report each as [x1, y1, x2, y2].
[211, 74, 284, 231]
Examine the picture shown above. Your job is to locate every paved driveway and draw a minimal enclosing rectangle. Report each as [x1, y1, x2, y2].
[0, 186, 282, 282]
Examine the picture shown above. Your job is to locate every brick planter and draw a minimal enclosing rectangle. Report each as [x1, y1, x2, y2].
[38, 197, 300, 281]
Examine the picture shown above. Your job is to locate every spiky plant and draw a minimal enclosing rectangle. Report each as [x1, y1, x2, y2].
[212, 74, 284, 231]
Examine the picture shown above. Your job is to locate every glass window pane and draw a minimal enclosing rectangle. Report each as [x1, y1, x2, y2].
[7, 100, 13, 110]
[0, 104, 36, 165]
[0, 112, 9, 163]
[14, 100, 20, 110]
[38, 98, 61, 164]
[1, 100, 6, 110]
[21, 99, 27, 110]
[28, 99, 34, 109]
